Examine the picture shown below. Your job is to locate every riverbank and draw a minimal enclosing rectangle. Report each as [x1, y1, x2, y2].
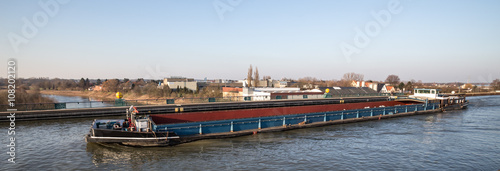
[465, 92, 500, 96]
[39, 90, 154, 101]
[39, 90, 170, 105]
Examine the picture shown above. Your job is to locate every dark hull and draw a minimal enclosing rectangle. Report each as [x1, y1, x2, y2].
[85, 129, 180, 146]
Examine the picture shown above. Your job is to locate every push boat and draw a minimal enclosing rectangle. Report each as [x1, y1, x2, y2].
[85, 106, 180, 146]
[85, 90, 467, 147]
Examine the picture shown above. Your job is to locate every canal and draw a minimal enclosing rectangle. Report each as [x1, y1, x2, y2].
[42, 94, 114, 109]
[1, 96, 499, 170]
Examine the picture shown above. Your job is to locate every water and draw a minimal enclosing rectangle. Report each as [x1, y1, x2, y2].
[2, 96, 499, 170]
[42, 94, 114, 109]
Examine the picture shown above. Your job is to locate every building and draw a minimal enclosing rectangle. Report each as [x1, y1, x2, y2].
[162, 77, 198, 91]
[223, 87, 324, 101]
[380, 85, 396, 93]
[242, 79, 284, 88]
[222, 87, 243, 97]
[89, 85, 103, 91]
[352, 80, 385, 93]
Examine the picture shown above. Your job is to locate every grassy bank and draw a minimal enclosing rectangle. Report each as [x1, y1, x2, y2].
[39, 90, 167, 101]
[1, 89, 56, 111]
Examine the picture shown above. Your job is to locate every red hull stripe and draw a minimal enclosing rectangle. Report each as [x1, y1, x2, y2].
[151, 101, 415, 125]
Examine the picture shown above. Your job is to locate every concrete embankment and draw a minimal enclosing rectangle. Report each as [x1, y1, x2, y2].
[465, 92, 500, 96]
[0, 97, 391, 122]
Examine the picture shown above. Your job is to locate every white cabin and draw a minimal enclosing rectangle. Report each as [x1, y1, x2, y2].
[410, 88, 440, 99]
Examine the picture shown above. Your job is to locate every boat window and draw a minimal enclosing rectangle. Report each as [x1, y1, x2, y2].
[431, 90, 435, 94]
[417, 90, 431, 94]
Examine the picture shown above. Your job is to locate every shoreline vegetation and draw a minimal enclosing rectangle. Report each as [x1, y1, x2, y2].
[38, 90, 176, 102]
[0, 89, 56, 105]
[38, 89, 500, 100]
[1, 76, 499, 106]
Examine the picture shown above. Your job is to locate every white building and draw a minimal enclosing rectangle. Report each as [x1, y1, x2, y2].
[162, 77, 197, 91]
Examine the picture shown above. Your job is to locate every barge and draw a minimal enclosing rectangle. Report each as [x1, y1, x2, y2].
[85, 89, 467, 146]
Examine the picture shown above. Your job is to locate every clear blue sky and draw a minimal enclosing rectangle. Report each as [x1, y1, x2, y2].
[1, 0, 499, 83]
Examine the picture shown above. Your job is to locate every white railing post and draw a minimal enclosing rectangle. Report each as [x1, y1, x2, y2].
[230, 121, 234, 132]
[199, 124, 202, 134]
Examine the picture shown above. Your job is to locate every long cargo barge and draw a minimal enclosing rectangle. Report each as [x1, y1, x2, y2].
[85, 92, 466, 147]
[85, 89, 468, 146]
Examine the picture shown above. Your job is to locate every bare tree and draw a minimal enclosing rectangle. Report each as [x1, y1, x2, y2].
[385, 75, 400, 85]
[342, 72, 364, 81]
[491, 79, 500, 90]
[254, 67, 259, 87]
[247, 65, 253, 87]
[102, 79, 120, 92]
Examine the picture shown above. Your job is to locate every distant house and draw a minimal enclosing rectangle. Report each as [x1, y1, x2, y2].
[122, 81, 132, 90]
[222, 87, 243, 97]
[89, 85, 103, 91]
[380, 85, 395, 93]
[352, 80, 385, 93]
[235, 87, 323, 101]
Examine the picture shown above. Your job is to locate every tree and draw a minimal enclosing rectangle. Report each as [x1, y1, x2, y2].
[96, 79, 102, 85]
[134, 78, 146, 86]
[342, 72, 364, 82]
[491, 79, 500, 90]
[254, 67, 259, 87]
[78, 78, 86, 90]
[247, 65, 253, 87]
[405, 81, 413, 92]
[102, 79, 120, 92]
[398, 82, 405, 91]
[385, 75, 400, 85]
[85, 78, 90, 88]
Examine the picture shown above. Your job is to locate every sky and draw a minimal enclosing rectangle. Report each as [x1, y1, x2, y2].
[0, 0, 499, 83]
